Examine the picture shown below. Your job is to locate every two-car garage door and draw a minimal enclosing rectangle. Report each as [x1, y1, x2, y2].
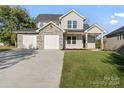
[44, 35, 59, 49]
[22, 35, 59, 49]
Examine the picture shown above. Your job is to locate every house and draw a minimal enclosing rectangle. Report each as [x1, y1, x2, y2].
[104, 26, 124, 51]
[14, 9, 105, 50]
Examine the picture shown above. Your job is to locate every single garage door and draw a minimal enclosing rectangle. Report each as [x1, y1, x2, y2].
[23, 35, 37, 49]
[44, 35, 59, 49]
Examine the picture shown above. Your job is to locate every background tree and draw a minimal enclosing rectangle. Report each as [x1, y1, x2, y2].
[0, 5, 35, 46]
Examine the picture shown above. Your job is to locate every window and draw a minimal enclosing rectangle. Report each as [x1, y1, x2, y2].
[117, 34, 123, 40]
[73, 21, 77, 28]
[67, 21, 72, 28]
[67, 20, 77, 28]
[67, 36, 71, 44]
[72, 36, 76, 44]
[67, 36, 76, 44]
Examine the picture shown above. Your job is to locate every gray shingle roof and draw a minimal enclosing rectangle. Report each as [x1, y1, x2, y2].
[106, 26, 124, 37]
[14, 23, 90, 34]
[35, 14, 62, 25]
[13, 28, 38, 34]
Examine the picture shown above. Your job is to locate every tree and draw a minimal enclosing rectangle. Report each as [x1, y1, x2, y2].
[0, 5, 35, 46]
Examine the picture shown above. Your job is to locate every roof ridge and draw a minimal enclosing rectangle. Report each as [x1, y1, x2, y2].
[38, 14, 63, 15]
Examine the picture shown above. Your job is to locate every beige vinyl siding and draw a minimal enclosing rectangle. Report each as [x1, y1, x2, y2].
[105, 35, 124, 50]
[87, 26, 103, 34]
[60, 12, 84, 29]
[65, 34, 83, 49]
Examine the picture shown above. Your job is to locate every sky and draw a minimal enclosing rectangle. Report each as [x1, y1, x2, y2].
[21, 5, 124, 34]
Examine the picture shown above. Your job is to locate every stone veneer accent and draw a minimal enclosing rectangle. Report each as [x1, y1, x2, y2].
[37, 23, 64, 49]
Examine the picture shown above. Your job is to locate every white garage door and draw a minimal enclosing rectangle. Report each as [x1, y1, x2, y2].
[44, 35, 59, 49]
[23, 35, 37, 49]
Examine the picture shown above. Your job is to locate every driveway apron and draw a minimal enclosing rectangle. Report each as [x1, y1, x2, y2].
[0, 50, 64, 88]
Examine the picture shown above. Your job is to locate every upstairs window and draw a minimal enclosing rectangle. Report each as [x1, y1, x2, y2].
[73, 21, 77, 28]
[67, 20, 72, 28]
[67, 20, 77, 28]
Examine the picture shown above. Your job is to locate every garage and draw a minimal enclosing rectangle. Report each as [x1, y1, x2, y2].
[23, 35, 37, 49]
[44, 35, 59, 49]
[16, 22, 64, 49]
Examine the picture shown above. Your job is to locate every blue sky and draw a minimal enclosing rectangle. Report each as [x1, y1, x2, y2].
[21, 5, 124, 34]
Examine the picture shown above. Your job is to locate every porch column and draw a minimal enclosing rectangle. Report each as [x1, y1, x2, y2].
[101, 32, 104, 50]
[85, 33, 88, 49]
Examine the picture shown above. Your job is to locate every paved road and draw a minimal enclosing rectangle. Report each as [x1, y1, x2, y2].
[0, 50, 64, 88]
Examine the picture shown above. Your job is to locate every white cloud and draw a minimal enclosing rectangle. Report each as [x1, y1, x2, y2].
[109, 19, 118, 24]
[110, 15, 115, 18]
[114, 12, 124, 18]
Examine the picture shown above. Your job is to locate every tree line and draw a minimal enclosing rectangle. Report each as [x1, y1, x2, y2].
[0, 5, 35, 46]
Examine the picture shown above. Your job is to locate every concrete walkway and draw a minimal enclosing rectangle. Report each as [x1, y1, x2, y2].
[0, 50, 64, 88]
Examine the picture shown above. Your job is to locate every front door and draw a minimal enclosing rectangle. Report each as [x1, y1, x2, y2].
[83, 36, 86, 48]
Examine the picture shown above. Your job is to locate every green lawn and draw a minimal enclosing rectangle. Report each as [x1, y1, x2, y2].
[0, 46, 15, 52]
[60, 51, 124, 88]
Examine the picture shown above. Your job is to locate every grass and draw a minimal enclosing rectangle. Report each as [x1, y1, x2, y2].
[0, 46, 15, 52]
[60, 51, 124, 88]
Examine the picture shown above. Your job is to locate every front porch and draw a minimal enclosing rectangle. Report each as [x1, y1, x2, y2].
[63, 30, 104, 50]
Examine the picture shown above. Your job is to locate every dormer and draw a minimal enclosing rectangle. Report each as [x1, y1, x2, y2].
[59, 9, 86, 30]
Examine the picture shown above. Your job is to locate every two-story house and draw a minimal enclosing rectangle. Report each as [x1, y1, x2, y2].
[15, 9, 105, 49]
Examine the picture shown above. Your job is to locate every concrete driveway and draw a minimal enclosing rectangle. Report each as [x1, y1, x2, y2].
[0, 50, 64, 88]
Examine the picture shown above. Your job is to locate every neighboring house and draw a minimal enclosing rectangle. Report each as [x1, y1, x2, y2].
[14, 9, 105, 50]
[104, 26, 124, 51]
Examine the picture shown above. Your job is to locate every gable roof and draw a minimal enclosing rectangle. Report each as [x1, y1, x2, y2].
[59, 9, 86, 20]
[106, 26, 124, 37]
[36, 21, 65, 33]
[85, 24, 106, 33]
[35, 14, 62, 25]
